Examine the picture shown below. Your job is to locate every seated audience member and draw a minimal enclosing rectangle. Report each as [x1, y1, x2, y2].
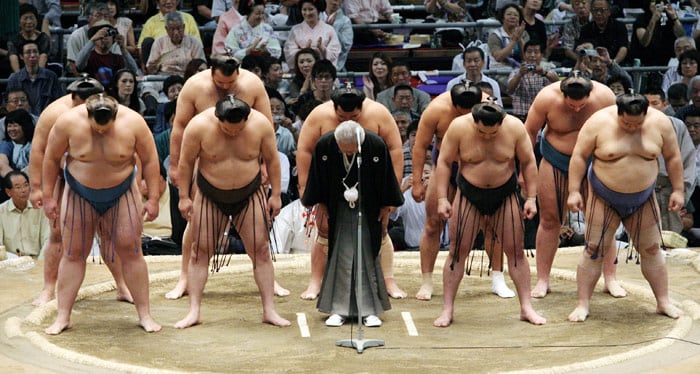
[225, 0, 281, 60]
[629, 0, 685, 88]
[146, 11, 206, 76]
[662, 37, 695, 93]
[559, 0, 593, 66]
[488, 4, 529, 73]
[447, 46, 503, 106]
[184, 58, 208, 81]
[191, 0, 217, 28]
[0, 89, 37, 142]
[522, 0, 555, 59]
[75, 20, 140, 85]
[362, 52, 392, 101]
[263, 56, 290, 99]
[320, 0, 353, 72]
[667, 82, 689, 116]
[392, 110, 412, 145]
[270, 199, 313, 253]
[212, 5, 243, 55]
[24, 0, 61, 29]
[292, 98, 323, 133]
[271, 96, 297, 158]
[401, 119, 418, 178]
[137, 0, 201, 70]
[343, 0, 393, 45]
[153, 74, 185, 134]
[106, 0, 138, 56]
[664, 50, 700, 92]
[376, 60, 431, 113]
[241, 53, 266, 77]
[292, 59, 336, 115]
[66, 2, 121, 77]
[109, 69, 145, 115]
[606, 74, 630, 96]
[7, 4, 50, 73]
[212, 0, 238, 21]
[576, 0, 629, 64]
[0, 109, 34, 176]
[507, 40, 559, 122]
[6, 41, 63, 117]
[287, 48, 319, 108]
[0, 170, 49, 258]
[284, 0, 341, 71]
[390, 86, 421, 123]
[576, 44, 632, 89]
[673, 77, 700, 121]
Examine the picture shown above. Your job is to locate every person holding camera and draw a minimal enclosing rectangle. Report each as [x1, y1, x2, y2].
[575, 42, 632, 90]
[74, 20, 140, 86]
[507, 40, 560, 122]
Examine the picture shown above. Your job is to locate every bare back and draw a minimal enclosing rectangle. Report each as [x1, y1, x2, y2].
[29, 94, 75, 189]
[525, 80, 616, 155]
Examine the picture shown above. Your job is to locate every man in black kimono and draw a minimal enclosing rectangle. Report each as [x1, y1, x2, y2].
[302, 120, 404, 327]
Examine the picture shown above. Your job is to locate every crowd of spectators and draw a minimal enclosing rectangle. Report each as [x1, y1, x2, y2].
[3, 0, 700, 255]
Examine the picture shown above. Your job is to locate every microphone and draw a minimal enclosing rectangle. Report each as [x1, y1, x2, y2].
[355, 127, 363, 154]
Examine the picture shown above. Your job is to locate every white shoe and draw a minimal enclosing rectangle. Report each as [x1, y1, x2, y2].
[363, 315, 382, 327]
[325, 314, 345, 327]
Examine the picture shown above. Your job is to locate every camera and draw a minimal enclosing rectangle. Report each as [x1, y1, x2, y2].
[656, 3, 664, 10]
[579, 48, 597, 57]
[526, 64, 536, 72]
[107, 28, 118, 38]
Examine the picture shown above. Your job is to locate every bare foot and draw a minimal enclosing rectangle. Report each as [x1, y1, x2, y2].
[174, 311, 201, 329]
[165, 279, 188, 300]
[263, 311, 291, 327]
[520, 309, 547, 325]
[32, 290, 55, 306]
[44, 320, 72, 335]
[385, 278, 407, 299]
[416, 283, 433, 301]
[657, 303, 684, 319]
[531, 281, 550, 298]
[139, 317, 162, 333]
[603, 280, 627, 298]
[568, 306, 589, 322]
[300, 284, 320, 300]
[274, 281, 290, 297]
[433, 310, 453, 327]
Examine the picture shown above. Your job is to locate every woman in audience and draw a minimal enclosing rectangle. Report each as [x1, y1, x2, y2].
[522, 0, 550, 55]
[153, 74, 185, 134]
[0, 109, 34, 175]
[362, 52, 392, 101]
[667, 50, 700, 90]
[184, 58, 208, 81]
[284, 0, 341, 71]
[109, 69, 145, 115]
[263, 56, 290, 99]
[292, 59, 336, 115]
[286, 48, 319, 108]
[7, 4, 50, 73]
[106, 0, 138, 56]
[225, 0, 282, 60]
[488, 4, 529, 70]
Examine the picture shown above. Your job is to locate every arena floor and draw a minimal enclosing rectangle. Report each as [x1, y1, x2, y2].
[1, 248, 700, 373]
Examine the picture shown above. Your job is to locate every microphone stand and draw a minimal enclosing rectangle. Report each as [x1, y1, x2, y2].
[336, 129, 384, 353]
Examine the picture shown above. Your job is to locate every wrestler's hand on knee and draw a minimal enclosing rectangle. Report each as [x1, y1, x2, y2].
[437, 197, 452, 220]
[179, 198, 193, 220]
[143, 198, 159, 222]
[567, 192, 584, 212]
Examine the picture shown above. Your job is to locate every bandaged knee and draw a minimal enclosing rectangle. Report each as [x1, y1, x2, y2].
[380, 234, 394, 279]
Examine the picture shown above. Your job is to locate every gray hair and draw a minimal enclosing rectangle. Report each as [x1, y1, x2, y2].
[334, 120, 365, 146]
[688, 76, 700, 97]
[165, 11, 184, 25]
[675, 36, 696, 50]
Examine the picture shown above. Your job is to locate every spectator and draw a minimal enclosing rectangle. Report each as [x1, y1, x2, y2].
[211, 5, 243, 55]
[320, 0, 353, 72]
[0, 170, 49, 258]
[6, 41, 63, 116]
[7, 4, 50, 74]
[577, 0, 629, 64]
[292, 59, 336, 115]
[284, 0, 341, 71]
[629, 0, 686, 88]
[286, 48, 319, 108]
[22, 0, 61, 28]
[576, 44, 632, 89]
[105, 0, 137, 56]
[667, 82, 689, 115]
[446, 46, 503, 106]
[212, 0, 236, 20]
[191, 0, 216, 27]
[392, 109, 412, 145]
[664, 50, 700, 93]
[488, 4, 529, 71]
[362, 52, 392, 101]
[241, 53, 266, 77]
[390, 86, 421, 123]
[662, 36, 695, 93]
[75, 20, 140, 85]
[376, 60, 431, 113]
[153, 74, 185, 134]
[271, 96, 297, 159]
[522, 0, 555, 59]
[184, 58, 208, 81]
[225, 0, 281, 60]
[109, 69, 145, 115]
[342, 0, 393, 45]
[606, 74, 631, 96]
[559, 0, 592, 66]
[0, 89, 37, 142]
[0, 109, 34, 175]
[66, 2, 120, 77]
[389, 160, 435, 251]
[507, 40, 560, 122]
[146, 11, 206, 76]
[673, 76, 700, 121]
[138, 0, 202, 70]
[424, 0, 474, 47]
[262, 56, 290, 99]
[682, 107, 700, 227]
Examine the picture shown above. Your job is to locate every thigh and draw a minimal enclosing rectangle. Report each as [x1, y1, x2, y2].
[97, 181, 144, 260]
[489, 193, 525, 260]
[233, 187, 272, 259]
[537, 158, 565, 224]
[584, 185, 622, 255]
[449, 189, 482, 262]
[623, 195, 662, 253]
[60, 185, 98, 259]
[189, 189, 230, 259]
